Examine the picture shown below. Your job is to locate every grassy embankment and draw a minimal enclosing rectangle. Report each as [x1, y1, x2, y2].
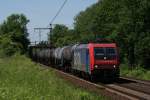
[0, 55, 107, 100]
[120, 64, 150, 80]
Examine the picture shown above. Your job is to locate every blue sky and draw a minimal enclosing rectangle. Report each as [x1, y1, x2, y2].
[0, 0, 98, 42]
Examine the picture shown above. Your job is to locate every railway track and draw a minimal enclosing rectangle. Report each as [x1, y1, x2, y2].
[120, 77, 150, 86]
[114, 77, 150, 95]
[39, 63, 150, 100]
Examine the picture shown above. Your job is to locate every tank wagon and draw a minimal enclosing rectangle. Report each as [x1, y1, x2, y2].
[29, 43, 120, 81]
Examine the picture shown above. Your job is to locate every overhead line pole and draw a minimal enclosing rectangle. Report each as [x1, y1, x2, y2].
[33, 0, 68, 45]
[34, 24, 52, 43]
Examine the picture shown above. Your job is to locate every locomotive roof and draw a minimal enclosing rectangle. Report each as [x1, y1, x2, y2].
[89, 43, 117, 47]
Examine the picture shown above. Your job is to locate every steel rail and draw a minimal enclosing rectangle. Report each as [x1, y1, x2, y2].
[120, 77, 150, 86]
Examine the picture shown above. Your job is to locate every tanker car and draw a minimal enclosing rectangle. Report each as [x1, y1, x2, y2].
[29, 43, 120, 81]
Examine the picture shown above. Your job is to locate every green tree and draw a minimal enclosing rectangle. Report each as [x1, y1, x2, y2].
[49, 24, 76, 47]
[73, 0, 150, 67]
[0, 14, 30, 55]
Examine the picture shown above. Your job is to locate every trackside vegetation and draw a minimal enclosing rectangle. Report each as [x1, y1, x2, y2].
[120, 64, 150, 80]
[0, 55, 107, 100]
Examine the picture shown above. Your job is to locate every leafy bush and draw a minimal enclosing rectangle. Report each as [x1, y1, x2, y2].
[120, 64, 150, 80]
[0, 35, 20, 57]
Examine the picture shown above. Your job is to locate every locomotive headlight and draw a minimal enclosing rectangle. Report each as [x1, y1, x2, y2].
[95, 65, 98, 68]
[113, 65, 116, 68]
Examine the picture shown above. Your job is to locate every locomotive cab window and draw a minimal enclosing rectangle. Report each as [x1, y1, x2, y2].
[94, 48, 105, 60]
[106, 48, 117, 60]
[94, 47, 117, 60]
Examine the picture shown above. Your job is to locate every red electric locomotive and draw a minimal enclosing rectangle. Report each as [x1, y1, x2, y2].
[72, 43, 120, 81]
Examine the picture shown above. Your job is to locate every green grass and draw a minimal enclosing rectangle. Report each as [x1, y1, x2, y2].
[120, 64, 150, 80]
[0, 55, 107, 100]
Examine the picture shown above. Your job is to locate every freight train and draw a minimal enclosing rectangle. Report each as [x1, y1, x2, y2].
[29, 42, 120, 81]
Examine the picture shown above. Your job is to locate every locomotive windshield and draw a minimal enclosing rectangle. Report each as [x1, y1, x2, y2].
[94, 47, 117, 60]
[94, 48, 105, 60]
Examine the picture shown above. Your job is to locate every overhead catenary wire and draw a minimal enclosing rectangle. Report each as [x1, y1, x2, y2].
[50, 0, 68, 24]
[32, 0, 68, 43]
[47, 0, 68, 42]
[35, 0, 68, 43]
